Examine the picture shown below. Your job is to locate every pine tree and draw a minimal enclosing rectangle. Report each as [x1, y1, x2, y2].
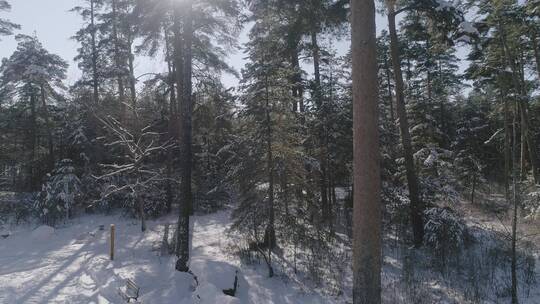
[71, 0, 103, 105]
[0, 0, 19, 39]
[0, 34, 68, 190]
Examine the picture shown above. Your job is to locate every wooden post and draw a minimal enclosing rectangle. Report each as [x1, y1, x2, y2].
[110, 224, 115, 260]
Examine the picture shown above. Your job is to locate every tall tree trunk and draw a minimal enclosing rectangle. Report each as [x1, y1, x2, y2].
[532, 33, 540, 83]
[387, 0, 424, 247]
[504, 96, 510, 201]
[263, 73, 276, 255]
[175, 0, 193, 273]
[127, 34, 137, 110]
[511, 100, 519, 304]
[517, 101, 538, 183]
[90, 0, 99, 105]
[311, 31, 330, 224]
[520, 108, 526, 179]
[351, 0, 381, 302]
[165, 25, 177, 214]
[500, 23, 539, 183]
[470, 170, 476, 205]
[28, 91, 37, 190]
[40, 84, 54, 171]
[111, 0, 126, 121]
[137, 193, 147, 232]
[383, 53, 395, 123]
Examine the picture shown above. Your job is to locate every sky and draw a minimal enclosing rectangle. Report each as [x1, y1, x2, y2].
[0, 1, 359, 89]
[0, 1, 453, 90]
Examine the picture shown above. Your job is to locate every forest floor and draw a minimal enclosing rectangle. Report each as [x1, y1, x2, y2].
[0, 207, 342, 304]
[0, 190, 539, 303]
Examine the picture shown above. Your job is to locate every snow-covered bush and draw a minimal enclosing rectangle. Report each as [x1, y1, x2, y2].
[424, 207, 468, 269]
[35, 159, 81, 226]
[13, 192, 38, 224]
[424, 207, 468, 250]
[414, 147, 460, 204]
[523, 186, 540, 220]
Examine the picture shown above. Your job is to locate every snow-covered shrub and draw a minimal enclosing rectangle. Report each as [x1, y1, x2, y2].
[424, 207, 468, 269]
[424, 207, 468, 250]
[121, 182, 168, 218]
[13, 192, 38, 224]
[414, 147, 460, 204]
[35, 159, 81, 226]
[523, 186, 540, 220]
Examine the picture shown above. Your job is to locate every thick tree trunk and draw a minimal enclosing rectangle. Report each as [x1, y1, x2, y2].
[387, 1, 424, 247]
[351, 0, 381, 302]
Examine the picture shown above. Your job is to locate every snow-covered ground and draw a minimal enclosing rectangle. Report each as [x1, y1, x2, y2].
[0, 209, 340, 304]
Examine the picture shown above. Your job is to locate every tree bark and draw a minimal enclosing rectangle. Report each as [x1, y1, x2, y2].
[111, 0, 126, 121]
[165, 25, 177, 214]
[28, 90, 37, 190]
[351, 0, 381, 302]
[500, 23, 539, 183]
[532, 33, 540, 84]
[387, 0, 424, 247]
[90, 0, 99, 105]
[174, 0, 193, 273]
[511, 100, 519, 304]
[311, 31, 330, 224]
[504, 96, 510, 201]
[40, 83, 54, 171]
[263, 72, 276, 254]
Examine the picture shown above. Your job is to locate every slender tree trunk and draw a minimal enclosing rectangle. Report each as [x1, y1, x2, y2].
[40, 84, 54, 171]
[384, 53, 395, 123]
[470, 171, 476, 205]
[28, 91, 37, 190]
[112, 0, 126, 120]
[351, 0, 381, 302]
[292, 51, 304, 113]
[387, 1, 424, 247]
[181, 0, 194, 217]
[138, 193, 146, 232]
[517, 101, 538, 183]
[532, 33, 540, 83]
[175, 0, 193, 273]
[504, 97, 510, 201]
[520, 108, 526, 179]
[127, 35, 137, 109]
[311, 31, 330, 223]
[263, 73, 276, 255]
[165, 25, 177, 214]
[500, 24, 539, 183]
[90, 0, 99, 105]
[511, 100, 519, 304]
